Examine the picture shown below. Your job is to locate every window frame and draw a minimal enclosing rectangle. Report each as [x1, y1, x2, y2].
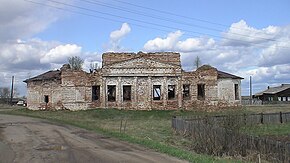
[123, 85, 132, 101]
[153, 85, 161, 100]
[92, 85, 100, 101]
[234, 84, 239, 100]
[107, 85, 116, 102]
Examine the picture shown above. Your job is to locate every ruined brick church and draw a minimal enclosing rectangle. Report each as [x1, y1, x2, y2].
[24, 52, 243, 110]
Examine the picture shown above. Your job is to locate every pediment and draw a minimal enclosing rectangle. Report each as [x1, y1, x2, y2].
[104, 57, 179, 69]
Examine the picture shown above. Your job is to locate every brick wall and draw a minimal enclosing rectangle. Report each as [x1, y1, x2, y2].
[102, 52, 181, 66]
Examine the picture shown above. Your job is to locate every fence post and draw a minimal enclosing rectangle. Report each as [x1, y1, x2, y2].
[172, 116, 176, 129]
[280, 112, 283, 123]
[260, 113, 263, 124]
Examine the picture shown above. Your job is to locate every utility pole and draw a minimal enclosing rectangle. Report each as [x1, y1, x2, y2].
[10, 76, 14, 106]
[250, 76, 252, 105]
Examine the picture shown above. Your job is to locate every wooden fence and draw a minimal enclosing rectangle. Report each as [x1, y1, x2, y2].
[172, 112, 290, 162]
[179, 112, 290, 125]
[242, 99, 290, 105]
[242, 99, 262, 105]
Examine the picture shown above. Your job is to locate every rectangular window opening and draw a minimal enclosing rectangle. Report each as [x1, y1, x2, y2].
[168, 85, 175, 100]
[268, 97, 273, 101]
[123, 85, 131, 101]
[183, 84, 190, 100]
[234, 84, 239, 100]
[107, 85, 116, 102]
[44, 95, 49, 103]
[197, 84, 205, 100]
[92, 86, 100, 101]
[153, 85, 161, 100]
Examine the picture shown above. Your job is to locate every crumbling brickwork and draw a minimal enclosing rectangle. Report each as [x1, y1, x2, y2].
[25, 71, 62, 110]
[25, 52, 243, 111]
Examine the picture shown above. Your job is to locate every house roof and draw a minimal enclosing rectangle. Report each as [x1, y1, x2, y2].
[217, 70, 243, 79]
[23, 70, 61, 83]
[255, 84, 290, 96]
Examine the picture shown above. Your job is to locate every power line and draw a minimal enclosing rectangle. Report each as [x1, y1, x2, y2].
[81, 0, 277, 43]
[24, 0, 290, 49]
[24, 0, 190, 36]
[112, 0, 228, 27]
[81, 0, 224, 33]
[111, 0, 290, 49]
[111, 0, 258, 32]
[46, 0, 222, 38]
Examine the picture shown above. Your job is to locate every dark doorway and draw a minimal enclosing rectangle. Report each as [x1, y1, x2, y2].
[44, 95, 49, 103]
[197, 84, 205, 100]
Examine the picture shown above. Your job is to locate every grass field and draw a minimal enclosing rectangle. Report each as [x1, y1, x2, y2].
[241, 105, 290, 139]
[240, 123, 290, 142]
[1, 104, 290, 162]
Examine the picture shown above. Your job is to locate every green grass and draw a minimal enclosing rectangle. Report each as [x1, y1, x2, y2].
[1, 104, 290, 162]
[242, 104, 290, 113]
[0, 107, 246, 163]
[241, 123, 290, 137]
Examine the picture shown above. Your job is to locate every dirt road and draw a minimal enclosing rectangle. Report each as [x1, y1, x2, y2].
[0, 114, 187, 163]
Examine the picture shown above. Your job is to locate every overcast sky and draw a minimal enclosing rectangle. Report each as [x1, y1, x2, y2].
[1, 0, 290, 96]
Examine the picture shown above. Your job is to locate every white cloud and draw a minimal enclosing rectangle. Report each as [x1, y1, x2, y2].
[144, 31, 182, 51]
[110, 23, 131, 42]
[222, 20, 280, 46]
[0, 39, 57, 71]
[143, 20, 290, 95]
[0, 38, 100, 96]
[83, 55, 102, 71]
[0, 0, 75, 96]
[143, 30, 215, 52]
[0, 0, 64, 42]
[108, 23, 131, 51]
[176, 38, 215, 52]
[40, 44, 82, 64]
[258, 39, 290, 66]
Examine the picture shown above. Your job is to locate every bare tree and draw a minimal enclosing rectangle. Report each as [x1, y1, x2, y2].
[0, 87, 10, 104]
[0, 87, 10, 98]
[89, 61, 99, 72]
[194, 56, 202, 70]
[68, 56, 84, 70]
[13, 87, 19, 98]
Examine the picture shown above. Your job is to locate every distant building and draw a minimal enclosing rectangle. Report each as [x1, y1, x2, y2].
[24, 52, 243, 110]
[254, 84, 290, 103]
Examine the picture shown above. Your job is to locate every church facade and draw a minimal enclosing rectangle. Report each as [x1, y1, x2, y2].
[24, 52, 243, 110]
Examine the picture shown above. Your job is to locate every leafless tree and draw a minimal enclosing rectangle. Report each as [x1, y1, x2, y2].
[194, 56, 202, 70]
[89, 61, 100, 72]
[68, 56, 84, 70]
[0, 87, 10, 98]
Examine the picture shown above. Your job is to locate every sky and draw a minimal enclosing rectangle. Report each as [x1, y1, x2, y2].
[1, 0, 290, 97]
